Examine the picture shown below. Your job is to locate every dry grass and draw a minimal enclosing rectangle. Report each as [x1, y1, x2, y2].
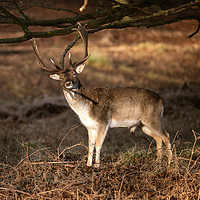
[0, 131, 199, 199]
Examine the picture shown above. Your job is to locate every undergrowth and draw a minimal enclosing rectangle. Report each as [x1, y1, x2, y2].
[0, 131, 199, 199]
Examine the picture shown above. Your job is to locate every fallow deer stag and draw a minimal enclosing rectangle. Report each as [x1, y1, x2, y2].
[31, 23, 172, 168]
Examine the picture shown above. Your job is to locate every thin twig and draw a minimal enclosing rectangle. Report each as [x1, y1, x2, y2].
[117, 173, 126, 199]
[185, 130, 198, 177]
[57, 124, 82, 157]
[188, 19, 200, 38]
[27, 161, 75, 165]
[16, 146, 51, 167]
[0, 4, 30, 37]
[198, 189, 200, 200]
[171, 130, 180, 145]
[36, 182, 76, 196]
[77, 189, 90, 199]
[13, 0, 29, 20]
[147, 139, 154, 158]
[0, 187, 31, 196]
[22, 4, 79, 15]
[57, 142, 88, 160]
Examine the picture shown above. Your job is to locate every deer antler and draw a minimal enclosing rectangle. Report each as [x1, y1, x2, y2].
[70, 22, 90, 69]
[32, 22, 90, 73]
[31, 38, 62, 73]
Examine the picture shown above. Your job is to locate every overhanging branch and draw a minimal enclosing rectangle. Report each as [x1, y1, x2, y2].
[0, 0, 200, 44]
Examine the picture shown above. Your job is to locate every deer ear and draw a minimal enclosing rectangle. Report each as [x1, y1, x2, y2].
[75, 64, 85, 74]
[50, 74, 60, 80]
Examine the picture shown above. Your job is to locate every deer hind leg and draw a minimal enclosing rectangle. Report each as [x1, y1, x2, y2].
[141, 123, 172, 165]
[141, 126, 163, 160]
[161, 130, 172, 165]
[94, 125, 109, 168]
[87, 128, 97, 167]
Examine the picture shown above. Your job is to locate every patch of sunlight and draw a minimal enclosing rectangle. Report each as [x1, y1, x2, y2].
[147, 72, 159, 79]
[136, 42, 174, 53]
[87, 51, 113, 69]
[118, 63, 133, 72]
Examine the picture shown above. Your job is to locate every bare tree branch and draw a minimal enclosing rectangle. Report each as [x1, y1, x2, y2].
[0, 4, 31, 37]
[60, 35, 81, 68]
[0, 0, 200, 44]
[13, 0, 29, 20]
[22, 4, 79, 15]
[188, 19, 200, 38]
[79, 0, 88, 12]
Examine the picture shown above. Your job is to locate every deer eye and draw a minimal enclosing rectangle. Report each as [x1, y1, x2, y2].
[65, 81, 72, 87]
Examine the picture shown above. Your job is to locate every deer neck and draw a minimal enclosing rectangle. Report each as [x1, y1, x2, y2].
[62, 84, 96, 110]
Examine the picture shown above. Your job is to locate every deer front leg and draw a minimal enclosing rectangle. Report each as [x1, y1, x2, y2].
[87, 128, 97, 166]
[94, 125, 109, 168]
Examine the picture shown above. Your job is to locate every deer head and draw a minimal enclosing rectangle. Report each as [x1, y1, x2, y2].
[31, 22, 90, 91]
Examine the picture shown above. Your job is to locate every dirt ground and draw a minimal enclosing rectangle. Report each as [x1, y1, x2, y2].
[0, 1, 200, 199]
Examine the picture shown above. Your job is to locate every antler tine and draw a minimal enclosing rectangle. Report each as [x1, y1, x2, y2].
[77, 22, 88, 57]
[73, 22, 90, 68]
[68, 53, 73, 66]
[50, 58, 62, 70]
[31, 38, 61, 73]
